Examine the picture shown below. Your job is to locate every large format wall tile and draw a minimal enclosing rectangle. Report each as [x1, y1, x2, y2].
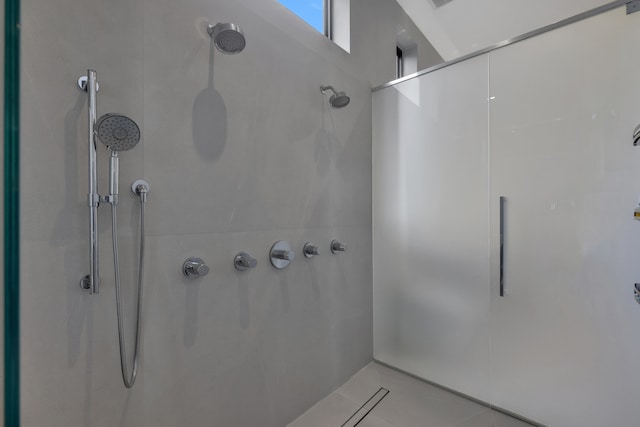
[19, 0, 432, 424]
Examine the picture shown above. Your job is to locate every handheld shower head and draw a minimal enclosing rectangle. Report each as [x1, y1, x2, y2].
[208, 23, 246, 55]
[95, 114, 141, 205]
[321, 85, 350, 109]
[96, 113, 140, 151]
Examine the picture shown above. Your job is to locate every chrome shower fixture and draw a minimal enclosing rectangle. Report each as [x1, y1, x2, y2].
[270, 241, 295, 269]
[78, 70, 148, 388]
[95, 113, 145, 388]
[96, 113, 141, 206]
[79, 70, 100, 295]
[331, 240, 347, 253]
[96, 113, 141, 152]
[634, 123, 640, 146]
[321, 85, 351, 109]
[234, 252, 258, 271]
[208, 22, 246, 54]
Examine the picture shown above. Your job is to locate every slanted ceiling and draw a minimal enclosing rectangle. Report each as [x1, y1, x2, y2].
[398, 0, 613, 60]
[431, 0, 454, 8]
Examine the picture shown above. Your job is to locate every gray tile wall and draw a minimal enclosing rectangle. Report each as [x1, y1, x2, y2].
[19, 0, 431, 425]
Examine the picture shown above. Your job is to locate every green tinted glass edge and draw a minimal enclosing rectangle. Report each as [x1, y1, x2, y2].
[4, 0, 19, 424]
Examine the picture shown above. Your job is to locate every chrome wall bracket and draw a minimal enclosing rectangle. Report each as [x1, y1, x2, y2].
[79, 274, 100, 291]
[627, 0, 640, 14]
[77, 76, 99, 92]
[87, 193, 100, 207]
[131, 179, 150, 194]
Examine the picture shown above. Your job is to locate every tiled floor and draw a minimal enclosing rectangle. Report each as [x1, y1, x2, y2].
[288, 362, 534, 427]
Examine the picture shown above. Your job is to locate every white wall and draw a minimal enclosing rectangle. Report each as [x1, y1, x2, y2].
[349, 0, 441, 86]
[395, 0, 613, 61]
[373, 6, 640, 426]
[18, 0, 428, 425]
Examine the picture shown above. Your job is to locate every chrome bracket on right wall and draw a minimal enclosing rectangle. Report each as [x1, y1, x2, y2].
[627, 0, 640, 14]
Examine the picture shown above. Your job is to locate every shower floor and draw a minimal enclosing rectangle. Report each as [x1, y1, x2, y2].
[288, 362, 534, 427]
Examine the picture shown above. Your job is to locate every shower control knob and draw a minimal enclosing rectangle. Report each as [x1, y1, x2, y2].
[272, 249, 294, 261]
[303, 243, 320, 258]
[234, 252, 258, 271]
[183, 257, 209, 279]
[270, 241, 295, 269]
[331, 240, 347, 253]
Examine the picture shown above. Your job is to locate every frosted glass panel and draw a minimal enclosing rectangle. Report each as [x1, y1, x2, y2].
[373, 55, 490, 401]
[489, 8, 640, 426]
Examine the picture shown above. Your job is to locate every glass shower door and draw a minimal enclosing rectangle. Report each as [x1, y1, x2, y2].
[372, 53, 491, 404]
[488, 7, 640, 426]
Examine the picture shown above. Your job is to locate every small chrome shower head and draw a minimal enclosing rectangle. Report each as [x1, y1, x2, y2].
[208, 23, 246, 55]
[96, 113, 141, 151]
[634, 123, 640, 146]
[321, 85, 350, 109]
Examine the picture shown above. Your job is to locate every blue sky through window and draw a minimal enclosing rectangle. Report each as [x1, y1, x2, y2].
[279, 0, 324, 34]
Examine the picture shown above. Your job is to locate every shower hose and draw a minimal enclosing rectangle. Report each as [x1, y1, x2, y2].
[110, 194, 146, 389]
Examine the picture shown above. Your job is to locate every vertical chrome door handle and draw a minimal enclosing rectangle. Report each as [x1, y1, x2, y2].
[500, 196, 506, 297]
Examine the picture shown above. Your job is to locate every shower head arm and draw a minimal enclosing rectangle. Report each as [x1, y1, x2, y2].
[320, 85, 337, 95]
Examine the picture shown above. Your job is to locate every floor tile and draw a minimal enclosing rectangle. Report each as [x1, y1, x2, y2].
[456, 409, 534, 427]
[357, 414, 397, 427]
[287, 391, 359, 427]
[288, 362, 533, 427]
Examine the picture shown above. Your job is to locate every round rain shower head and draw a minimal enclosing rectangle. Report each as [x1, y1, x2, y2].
[208, 23, 246, 55]
[321, 85, 350, 109]
[330, 92, 350, 109]
[96, 113, 141, 152]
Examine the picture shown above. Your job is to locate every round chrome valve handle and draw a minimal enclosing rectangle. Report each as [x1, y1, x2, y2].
[271, 249, 294, 260]
[331, 240, 347, 253]
[183, 257, 210, 279]
[270, 241, 294, 269]
[234, 252, 258, 271]
[303, 243, 320, 258]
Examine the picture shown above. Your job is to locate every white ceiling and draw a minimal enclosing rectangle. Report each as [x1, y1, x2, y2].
[396, 0, 613, 60]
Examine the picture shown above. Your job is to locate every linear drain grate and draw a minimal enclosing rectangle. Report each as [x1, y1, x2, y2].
[341, 388, 390, 427]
